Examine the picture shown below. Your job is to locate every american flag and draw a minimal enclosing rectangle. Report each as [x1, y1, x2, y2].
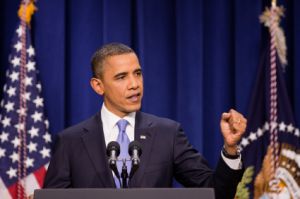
[0, 2, 51, 199]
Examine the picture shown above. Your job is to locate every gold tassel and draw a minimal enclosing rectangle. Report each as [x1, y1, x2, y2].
[260, 6, 287, 67]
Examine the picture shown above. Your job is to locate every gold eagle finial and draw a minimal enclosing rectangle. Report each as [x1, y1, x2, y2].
[18, 0, 37, 24]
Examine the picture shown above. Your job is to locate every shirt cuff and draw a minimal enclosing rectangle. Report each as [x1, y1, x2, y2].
[221, 151, 243, 170]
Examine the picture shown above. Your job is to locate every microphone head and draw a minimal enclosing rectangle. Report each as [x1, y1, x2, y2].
[128, 141, 142, 156]
[106, 141, 120, 157]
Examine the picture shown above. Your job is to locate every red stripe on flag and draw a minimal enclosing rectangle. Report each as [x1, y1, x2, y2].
[8, 182, 17, 199]
[33, 165, 47, 187]
[8, 182, 25, 199]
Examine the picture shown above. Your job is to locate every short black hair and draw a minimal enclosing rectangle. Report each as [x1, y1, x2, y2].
[91, 43, 135, 78]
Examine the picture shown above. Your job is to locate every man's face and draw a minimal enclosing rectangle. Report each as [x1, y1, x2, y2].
[98, 53, 143, 117]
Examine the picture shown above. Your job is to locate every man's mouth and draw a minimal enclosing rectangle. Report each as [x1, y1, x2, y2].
[127, 93, 141, 102]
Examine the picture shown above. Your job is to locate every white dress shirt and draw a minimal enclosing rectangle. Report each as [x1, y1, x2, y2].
[101, 104, 135, 146]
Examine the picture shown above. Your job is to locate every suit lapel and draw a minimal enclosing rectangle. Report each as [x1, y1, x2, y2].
[81, 112, 116, 188]
[129, 111, 155, 187]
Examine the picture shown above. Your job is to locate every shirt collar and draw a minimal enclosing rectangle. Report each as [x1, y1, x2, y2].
[101, 103, 136, 129]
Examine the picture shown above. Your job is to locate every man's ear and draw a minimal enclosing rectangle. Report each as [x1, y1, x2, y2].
[90, 77, 104, 95]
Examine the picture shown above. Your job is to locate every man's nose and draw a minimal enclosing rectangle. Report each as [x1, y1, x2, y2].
[128, 76, 139, 89]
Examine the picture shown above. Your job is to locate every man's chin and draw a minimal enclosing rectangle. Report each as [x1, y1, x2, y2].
[125, 104, 141, 113]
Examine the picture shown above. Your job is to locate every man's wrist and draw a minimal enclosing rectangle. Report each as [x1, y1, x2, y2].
[222, 145, 240, 159]
[223, 144, 239, 155]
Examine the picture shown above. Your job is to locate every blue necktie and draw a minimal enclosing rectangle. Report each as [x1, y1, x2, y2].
[114, 119, 131, 188]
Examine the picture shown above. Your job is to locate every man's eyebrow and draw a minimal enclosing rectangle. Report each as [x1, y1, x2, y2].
[114, 72, 128, 78]
[134, 68, 142, 73]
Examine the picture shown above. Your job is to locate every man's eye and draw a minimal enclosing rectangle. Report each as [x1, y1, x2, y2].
[136, 71, 142, 76]
[116, 76, 125, 80]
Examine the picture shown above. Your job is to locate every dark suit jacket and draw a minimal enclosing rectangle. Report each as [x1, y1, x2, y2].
[44, 111, 244, 199]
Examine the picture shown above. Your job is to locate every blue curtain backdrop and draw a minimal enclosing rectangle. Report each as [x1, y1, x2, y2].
[1, 0, 299, 168]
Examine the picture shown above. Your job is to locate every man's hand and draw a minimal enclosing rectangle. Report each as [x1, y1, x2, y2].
[220, 109, 247, 155]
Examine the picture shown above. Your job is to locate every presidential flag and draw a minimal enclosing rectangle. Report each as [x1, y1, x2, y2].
[235, 4, 300, 199]
[0, 1, 51, 199]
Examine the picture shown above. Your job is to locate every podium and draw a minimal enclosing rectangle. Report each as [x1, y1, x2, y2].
[34, 188, 215, 199]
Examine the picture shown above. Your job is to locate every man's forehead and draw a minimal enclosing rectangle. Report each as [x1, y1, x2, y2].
[103, 53, 140, 68]
[105, 52, 137, 61]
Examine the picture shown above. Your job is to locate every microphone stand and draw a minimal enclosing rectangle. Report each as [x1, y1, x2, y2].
[121, 159, 129, 188]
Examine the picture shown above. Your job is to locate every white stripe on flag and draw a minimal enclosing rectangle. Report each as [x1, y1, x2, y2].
[0, 178, 12, 199]
[24, 173, 41, 197]
[44, 163, 49, 170]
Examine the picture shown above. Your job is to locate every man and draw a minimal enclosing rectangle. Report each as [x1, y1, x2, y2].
[44, 43, 247, 199]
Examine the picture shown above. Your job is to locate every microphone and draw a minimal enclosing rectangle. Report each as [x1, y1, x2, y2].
[106, 141, 120, 179]
[128, 141, 142, 178]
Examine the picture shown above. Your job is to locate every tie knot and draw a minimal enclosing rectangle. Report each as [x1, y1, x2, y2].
[117, 119, 128, 133]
